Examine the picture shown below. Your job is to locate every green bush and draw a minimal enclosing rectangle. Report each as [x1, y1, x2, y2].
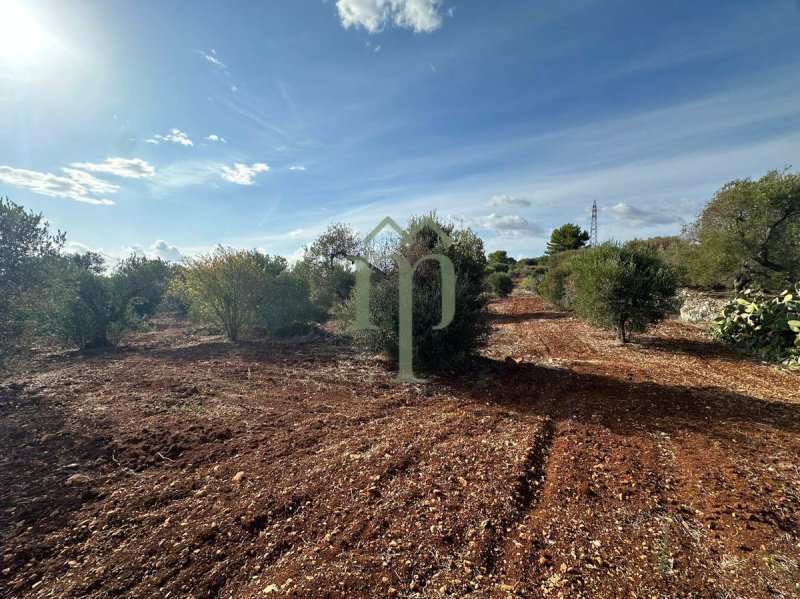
[711, 285, 800, 366]
[487, 271, 514, 296]
[38, 264, 144, 349]
[486, 261, 509, 274]
[536, 251, 581, 308]
[300, 223, 362, 311]
[507, 262, 534, 279]
[569, 243, 677, 342]
[623, 237, 695, 288]
[341, 214, 491, 371]
[112, 255, 173, 317]
[0, 197, 65, 366]
[524, 265, 548, 288]
[172, 248, 318, 341]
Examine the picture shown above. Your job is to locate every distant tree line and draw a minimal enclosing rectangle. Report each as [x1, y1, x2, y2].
[2, 166, 797, 370]
[0, 199, 491, 377]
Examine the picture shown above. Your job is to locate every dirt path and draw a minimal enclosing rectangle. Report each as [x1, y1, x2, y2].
[1, 292, 799, 597]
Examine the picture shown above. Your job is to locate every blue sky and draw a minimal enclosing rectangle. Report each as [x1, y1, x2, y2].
[1, 0, 799, 262]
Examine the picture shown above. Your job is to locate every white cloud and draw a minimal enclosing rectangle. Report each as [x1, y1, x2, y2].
[288, 165, 307, 171]
[60, 168, 120, 195]
[486, 194, 531, 208]
[336, 0, 445, 33]
[463, 213, 544, 236]
[147, 128, 194, 147]
[0, 165, 115, 205]
[148, 240, 182, 262]
[205, 134, 227, 143]
[603, 201, 689, 228]
[70, 157, 155, 179]
[125, 240, 182, 262]
[63, 240, 95, 255]
[220, 162, 270, 185]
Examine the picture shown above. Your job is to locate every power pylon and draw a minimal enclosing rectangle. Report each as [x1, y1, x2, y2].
[590, 201, 598, 247]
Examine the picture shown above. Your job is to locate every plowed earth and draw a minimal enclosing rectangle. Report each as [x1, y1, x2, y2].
[1, 291, 799, 598]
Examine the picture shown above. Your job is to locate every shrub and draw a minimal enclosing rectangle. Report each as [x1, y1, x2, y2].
[300, 223, 362, 311]
[341, 214, 491, 371]
[487, 271, 514, 297]
[508, 262, 534, 279]
[569, 243, 677, 342]
[173, 248, 317, 341]
[536, 251, 580, 309]
[624, 237, 695, 288]
[112, 255, 173, 316]
[521, 265, 548, 291]
[0, 197, 65, 366]
[38, 263, 144, 349]
[711, 285, 800, 366]
[486, 261, 509, 274]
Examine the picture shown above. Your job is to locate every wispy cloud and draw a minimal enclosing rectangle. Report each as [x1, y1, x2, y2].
[0, 165, 115, 205]
[194, 49, 225, 68]
[220, 162, 270, 185]
[60, 168, 120, 195]
[336, 0, 446, 33]
[205, 134, 227, 144]
[288, 165, 307, 171]
[486, 194, 531, 208]
[146, 160, 225, 195]
[461, 213, 544, 236]
[146, 128, 194, 147]
[69, 157, 155, 178]
[603, 200, 692, 228]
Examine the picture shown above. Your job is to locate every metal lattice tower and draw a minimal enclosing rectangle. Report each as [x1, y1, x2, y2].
[590, 201, 598, 247]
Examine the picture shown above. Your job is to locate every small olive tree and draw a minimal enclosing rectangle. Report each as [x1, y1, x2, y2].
[35, 255, 146, 349]
[487, 271, 514, 297]
[569, 243, 677, 342]
[299, 222, 363, 311]
[341, 214, 491, 371]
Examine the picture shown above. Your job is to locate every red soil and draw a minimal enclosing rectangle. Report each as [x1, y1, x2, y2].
[1, 291, 799, 598]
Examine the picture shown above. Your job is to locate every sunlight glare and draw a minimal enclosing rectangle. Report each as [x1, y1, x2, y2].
[0, 0, 47, 61]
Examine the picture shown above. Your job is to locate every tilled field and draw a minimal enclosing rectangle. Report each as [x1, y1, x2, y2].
[1, 291, 799, 598]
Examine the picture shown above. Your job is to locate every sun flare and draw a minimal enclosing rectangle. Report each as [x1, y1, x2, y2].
[0, 0, 47, 61]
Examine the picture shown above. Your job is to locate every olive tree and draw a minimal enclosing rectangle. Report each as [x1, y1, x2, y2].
[686, 168, 800, 290]
[569, 243, 677, 342]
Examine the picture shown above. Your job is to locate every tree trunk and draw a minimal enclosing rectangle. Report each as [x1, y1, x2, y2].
[617, 319, 628, 343]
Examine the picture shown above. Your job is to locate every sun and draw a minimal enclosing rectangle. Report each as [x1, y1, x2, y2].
[0, 0, 47, 61]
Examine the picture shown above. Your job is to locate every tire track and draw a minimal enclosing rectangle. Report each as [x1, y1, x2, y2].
[479, 417, 556, 577]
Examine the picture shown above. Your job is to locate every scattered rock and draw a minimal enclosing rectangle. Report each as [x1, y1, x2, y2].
[232, 471, 245, 483]
[65, 474, 92, 486]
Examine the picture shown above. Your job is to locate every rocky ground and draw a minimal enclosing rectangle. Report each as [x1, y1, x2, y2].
[1, 291, 799, 598]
